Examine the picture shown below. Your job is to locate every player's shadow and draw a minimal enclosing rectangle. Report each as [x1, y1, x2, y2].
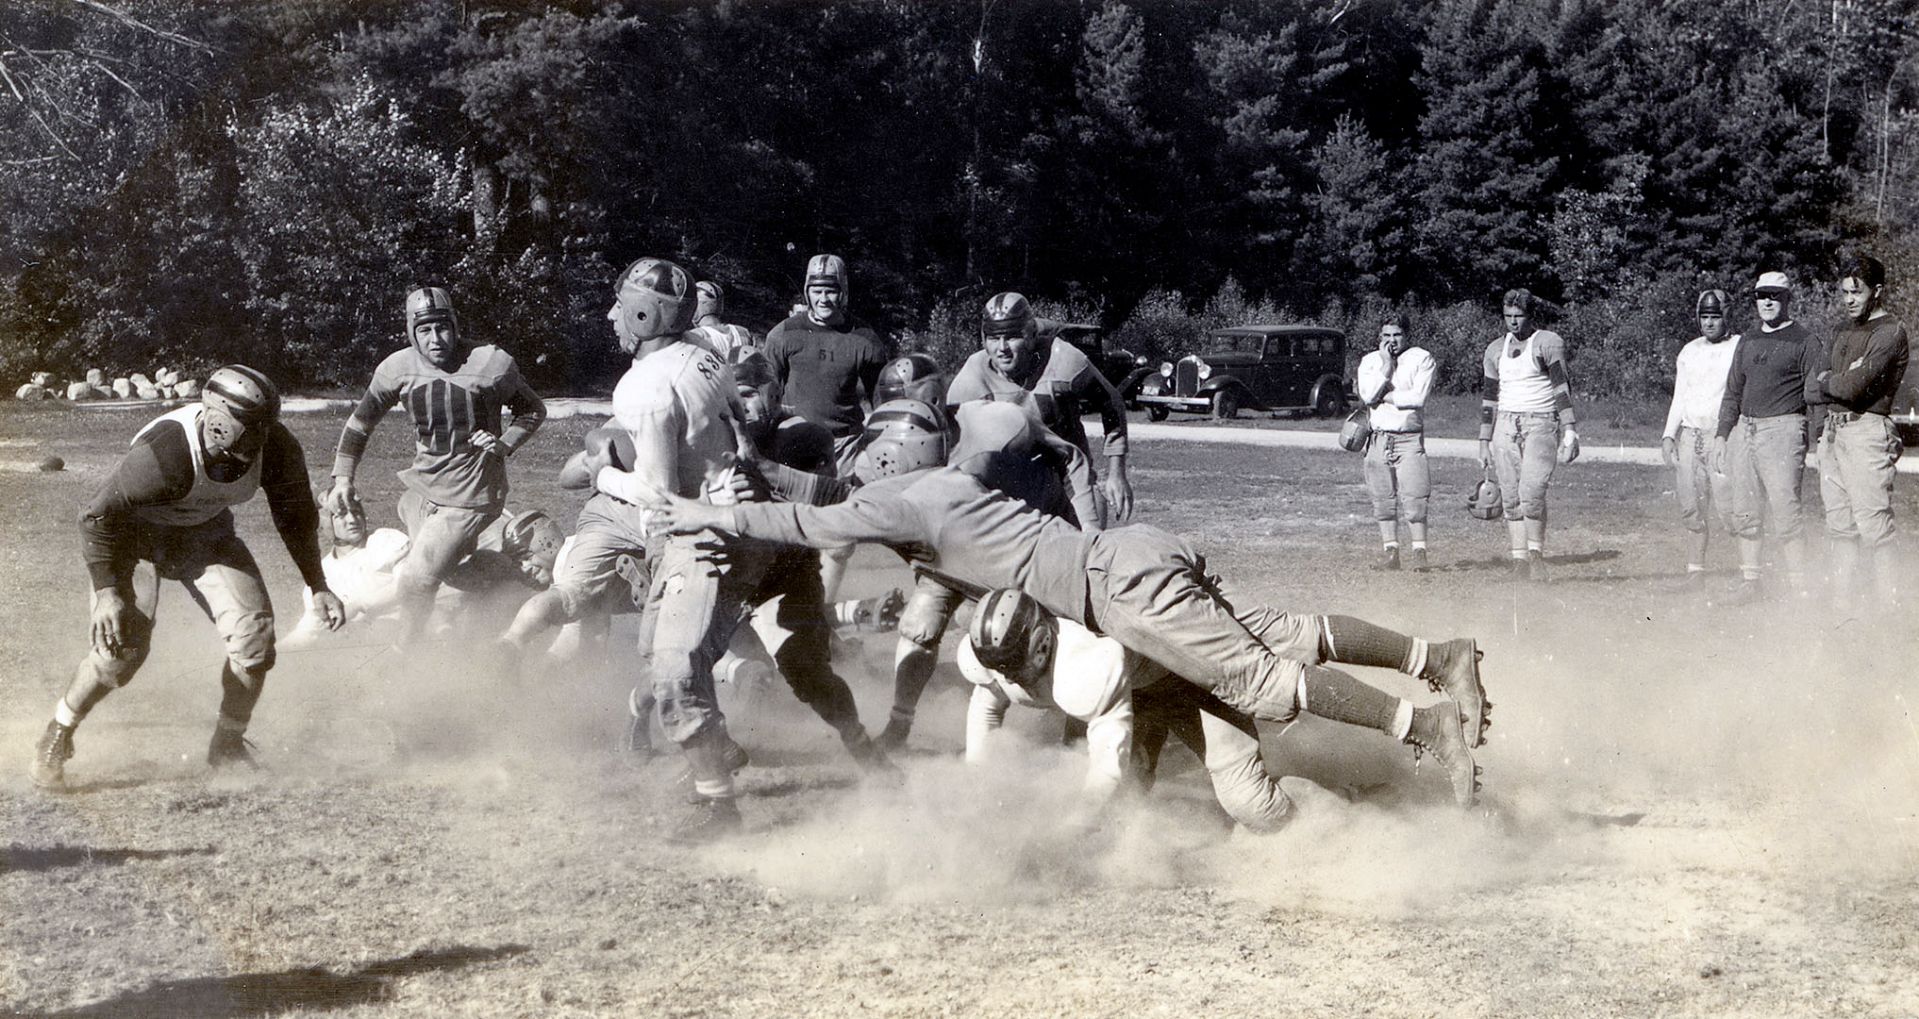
[0, 844, 214, 874]
[1428, 548, 1624, 574]
[28, 944, 529, 1019]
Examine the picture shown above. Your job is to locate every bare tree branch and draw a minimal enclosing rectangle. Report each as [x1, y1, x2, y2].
[0, 53, 81, 160]
[66, 0, 211, 52]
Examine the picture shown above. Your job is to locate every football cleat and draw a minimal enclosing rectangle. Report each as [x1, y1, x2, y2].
[207, 729, 259, 770]
[31, 721, 75, 791]
[874, 717, 912, 753]
[1407, 547, 1430, 572]
[843, 731, 903, 786]
[1374, 547, 1401, 572]
[873, 588, 907, 630]
[1527, 550, 1550, 583]
[1425, 638, 1490, 748]
[667, 796, 743, 845]
[1404, 705, 1479, 808]
[1719, 578, 1763, 606]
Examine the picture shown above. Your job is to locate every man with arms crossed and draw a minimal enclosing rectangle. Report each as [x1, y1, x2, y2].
[1810, 253, 1909, 605]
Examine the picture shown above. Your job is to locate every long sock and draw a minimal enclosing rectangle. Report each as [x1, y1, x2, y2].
[683, 729, 736, 800]
[890, 641, 937, 730]
[1296, 665, 1403, 735]
[1318, 615, 1425, 675]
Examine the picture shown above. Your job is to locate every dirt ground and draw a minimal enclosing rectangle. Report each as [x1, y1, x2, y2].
[2, 403, 1917, 1018]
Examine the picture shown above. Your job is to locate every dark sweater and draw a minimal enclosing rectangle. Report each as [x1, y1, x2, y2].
[1715, 321, 1825, 438]
[763, 314, 891, 437]
[1820, 314, 1910, 415]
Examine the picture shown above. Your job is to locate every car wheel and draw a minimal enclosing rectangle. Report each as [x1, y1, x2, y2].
[1212, 390, 1240, 420]
[1313, 386, 1346, 418]
[1146, 404, 1169, 422]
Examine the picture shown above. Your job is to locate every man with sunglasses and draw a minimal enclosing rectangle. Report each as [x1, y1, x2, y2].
[31, 366, 347, 791]
[1478, 288, 1580, 581]
[1712, 271, 1827, 603]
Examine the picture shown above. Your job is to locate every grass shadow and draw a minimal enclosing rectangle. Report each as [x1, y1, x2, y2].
[1, 844, 215, 874]
[30, 944, 529, 1018]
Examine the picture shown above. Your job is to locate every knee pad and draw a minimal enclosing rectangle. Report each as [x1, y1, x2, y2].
[226, 612, 276, 673]
[896, 591, 955, 650]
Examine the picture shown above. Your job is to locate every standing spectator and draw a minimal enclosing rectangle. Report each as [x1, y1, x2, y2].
[1661, 290, 1743, 586]
[1356, 313, 1436, 571]
[764, 254, 891, 601]
[1478, 288, 1580, 581]
[688, 280, 756, 362]
[1810, 253, 1910, 604]
[1712, 271, 1825, 603]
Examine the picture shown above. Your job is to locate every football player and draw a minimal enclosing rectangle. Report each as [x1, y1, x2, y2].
[325, 287, 546, 640]
[32, 366, 347, 790]
[688, 280, 756, 363]
[960, 586, 1472, 831]
[583, 259, 893, 843]
[650, 401, 1487, 807]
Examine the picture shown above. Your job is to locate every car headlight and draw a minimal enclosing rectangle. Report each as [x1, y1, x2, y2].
[1196, 362, 1212, 381]
[1159, 361, 1173, 378]
[1133, 354, 1149, 367]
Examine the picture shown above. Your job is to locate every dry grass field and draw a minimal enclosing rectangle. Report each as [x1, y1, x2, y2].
[2, 401, 1917, 1018]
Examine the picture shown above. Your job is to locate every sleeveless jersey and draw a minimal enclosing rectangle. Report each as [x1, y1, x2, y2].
[130, 405, 263, 528]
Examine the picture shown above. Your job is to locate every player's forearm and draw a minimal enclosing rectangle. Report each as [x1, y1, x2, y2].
[757, 459, 852, 506]
[331, 391, 394, 478]
[964, 686, 1008, 763]
[1477, 392, 1497, 441]
[730, 498, 920, 550]
[500, 387, 546, 452]
[1824, 334, 1903, 402]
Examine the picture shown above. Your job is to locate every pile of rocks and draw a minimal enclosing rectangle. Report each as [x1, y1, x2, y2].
[15, 368, 200, 402]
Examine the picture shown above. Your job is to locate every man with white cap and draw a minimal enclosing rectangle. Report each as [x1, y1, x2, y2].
[1712, 271, 1827, 603]
[1662, 289, 1743, 585]
[650, 401, 1491, 809]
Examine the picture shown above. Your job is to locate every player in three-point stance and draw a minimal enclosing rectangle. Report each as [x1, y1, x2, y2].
[652, 401, 1490, 810]
[31, 366, 347, 791]
[325, 287, 546, 641]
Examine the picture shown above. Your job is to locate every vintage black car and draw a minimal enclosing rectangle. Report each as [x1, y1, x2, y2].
[1136, 324, 1350, 420]
[1042, 321, 1154, 408]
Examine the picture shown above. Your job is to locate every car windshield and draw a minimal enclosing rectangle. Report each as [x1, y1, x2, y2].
[1203, 332, 1265, 355]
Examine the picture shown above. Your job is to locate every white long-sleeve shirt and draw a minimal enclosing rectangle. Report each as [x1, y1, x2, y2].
[594, 340, 742, 526]
[1357, 346, 1435, 433]
[1663, 334, 1741, 439]
[959, 619, 1168, 804]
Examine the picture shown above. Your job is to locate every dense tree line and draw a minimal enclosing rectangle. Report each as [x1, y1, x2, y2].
[3, 0, 1918, 398]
